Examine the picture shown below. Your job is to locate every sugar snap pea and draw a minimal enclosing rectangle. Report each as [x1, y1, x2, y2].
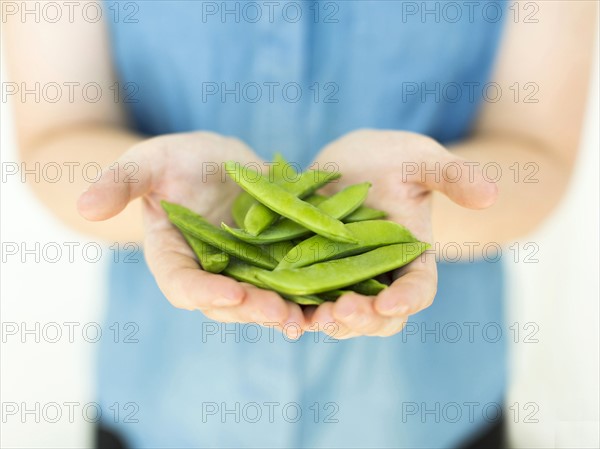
[221, 182, 370, 244]
[226, 161, 356, 243]
[231, 153, 296, 228]
[164, 156, 430, 307]
[270, 152, 295, 182]
[232, 154, 297, 229]
[255, 242, 430, 295]
[348, 278, 388, 296]
[285, 294, 325, 306]
[312, 280, 387, 299]
[243, 154, 291, 234]
[276, 220, 418, 269]
[262, 240, 295, 263]
[318, 290, 349, 301]
[244, 169, 341, 235]
[231, 192, 255, 228]
[223, 258, 325, 305]
[181, 232, 229, 273]
[161, 201, 277, 269]
[343, 206, 387, 223]
[304, 194, 327, 206]
[222, 258, 271, 288]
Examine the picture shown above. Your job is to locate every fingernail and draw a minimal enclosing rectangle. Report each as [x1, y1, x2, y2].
[212, 296, 240, 307]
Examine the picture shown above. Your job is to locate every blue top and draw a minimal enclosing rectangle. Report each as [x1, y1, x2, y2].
[101, 1, 507, 447]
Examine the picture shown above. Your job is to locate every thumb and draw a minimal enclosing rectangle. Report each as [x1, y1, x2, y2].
[77, 148, 154, 221]
[407, 154, 499, 209]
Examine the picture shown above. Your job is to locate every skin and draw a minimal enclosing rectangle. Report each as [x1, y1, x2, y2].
[4, 2, 596, 338]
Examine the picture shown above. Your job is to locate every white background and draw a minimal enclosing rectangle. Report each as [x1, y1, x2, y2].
[1, 39, 598, 449]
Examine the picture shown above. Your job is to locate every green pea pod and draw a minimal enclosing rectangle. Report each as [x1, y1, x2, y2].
[250, 194, 325, 247]
[244, 169, 341, 235]
[262, 240, 295, 263]
[182, 232, 229, 273]
[226, 161, 355, 242]
[283, 294, 325, 306]
[255, 242, 430, 295]
[343, 206, 387, 223]
[270, 152, 297, 182]
[221, 182, 370, 244]
[276, 220, 418, 269]
[317, 281, 386, 299]
[222, 258, 271, 288]
[347, 278, 388, 296]
[304, 194, 327, 206]
[233, 154, 295, 228]
[316, 290, 348, 301]
[162, 201, 277, 269]
[231, 192, 255, 228]
[223, 258, 325, 305]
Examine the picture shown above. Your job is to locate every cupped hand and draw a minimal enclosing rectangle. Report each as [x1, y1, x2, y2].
[77, 132, 305, 334]
[306, 129, 498, 339]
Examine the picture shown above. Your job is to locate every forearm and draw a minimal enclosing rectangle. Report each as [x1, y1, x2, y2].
[21, 124, 145, 243]
[432, 133, 572, 246]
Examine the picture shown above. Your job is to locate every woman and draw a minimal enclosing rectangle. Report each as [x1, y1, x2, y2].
[5, 1, 595, 447]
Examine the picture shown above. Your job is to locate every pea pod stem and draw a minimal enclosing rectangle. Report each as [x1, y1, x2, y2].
[223, 258, 325, 305]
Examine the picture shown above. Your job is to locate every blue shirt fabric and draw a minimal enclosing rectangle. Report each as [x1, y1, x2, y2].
[101, 1, 508, 447]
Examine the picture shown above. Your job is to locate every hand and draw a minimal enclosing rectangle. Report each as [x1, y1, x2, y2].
[306, 129, 498, 339]
[77, 132, 305, 334]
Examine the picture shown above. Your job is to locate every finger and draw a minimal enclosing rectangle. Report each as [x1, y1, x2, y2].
[208, 286, 305, 339]
[309, 302, 357, 340]
[77, 142, 158, 221]
[202, 285, 284, 323]
[408, 145, 498, 210]
[332, 294, 391, 336]
[143, 201, 245, 310]
[281, 307, 306, 340]
[231, 286, 295, 325]
[332, 294, 408, 337]
[281, 300, 306, 335]
[374, 249, 437, 317]
[376, 317, 409, 337]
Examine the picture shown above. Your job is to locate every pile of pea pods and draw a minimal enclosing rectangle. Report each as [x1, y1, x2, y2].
[162, 156, 430, 305]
